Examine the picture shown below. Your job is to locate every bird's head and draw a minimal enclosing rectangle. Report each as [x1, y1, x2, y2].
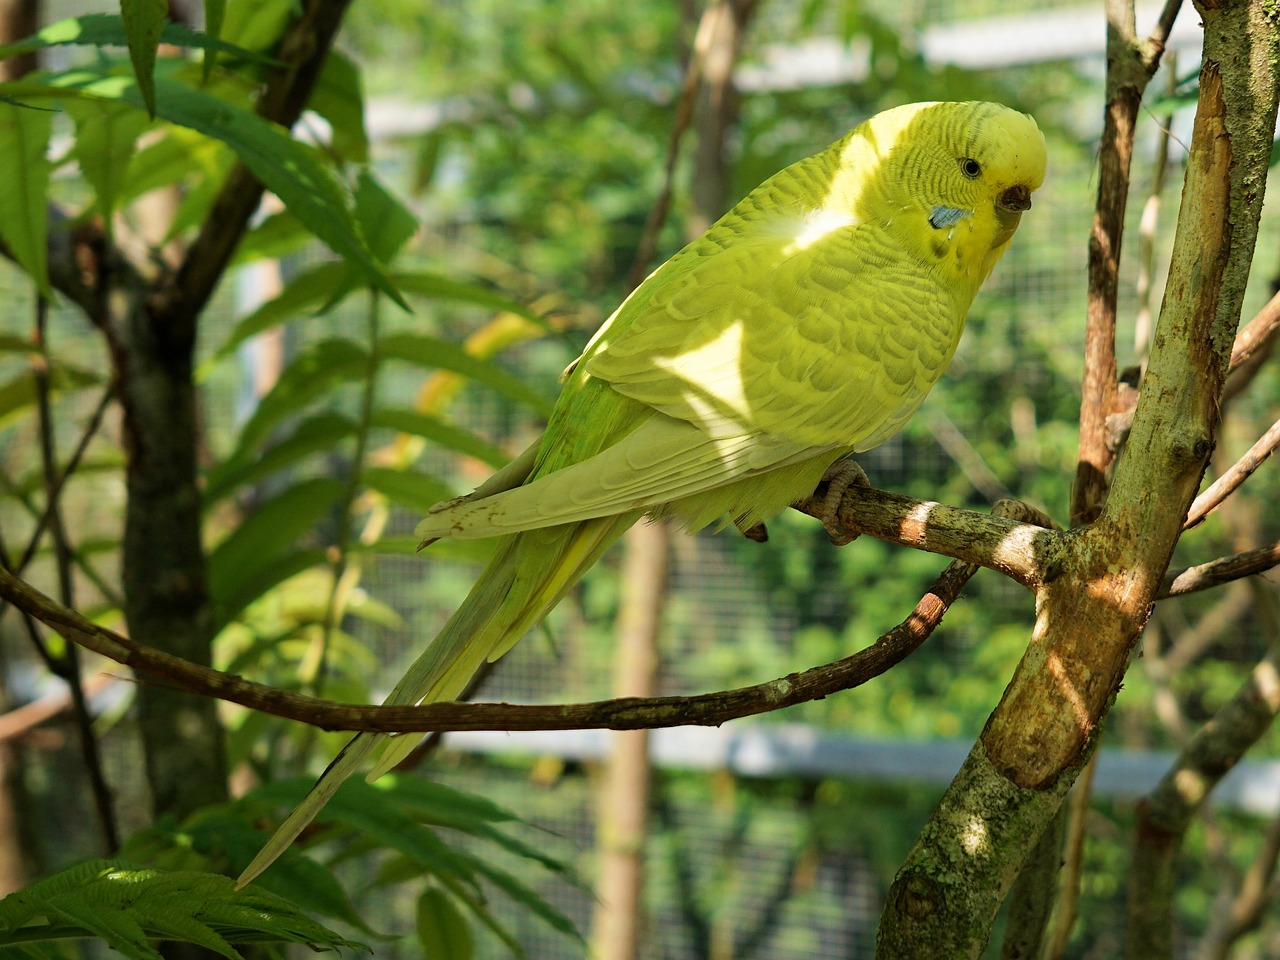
[844, 100, 1047, 286]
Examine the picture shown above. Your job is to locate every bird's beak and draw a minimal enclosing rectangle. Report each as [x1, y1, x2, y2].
[998, 184, 1032, 213]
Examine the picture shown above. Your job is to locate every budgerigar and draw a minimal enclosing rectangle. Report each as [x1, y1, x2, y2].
[238, 100, 1046, 886]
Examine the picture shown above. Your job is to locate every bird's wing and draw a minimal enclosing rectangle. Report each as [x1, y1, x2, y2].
[586, 220, 961, 453]
[415, 413, 833, 541]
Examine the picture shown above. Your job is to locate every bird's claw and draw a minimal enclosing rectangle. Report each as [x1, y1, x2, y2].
[803, 460, 869, 545]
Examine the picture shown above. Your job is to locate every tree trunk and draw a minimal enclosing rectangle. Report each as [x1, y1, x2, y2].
[875, 1, 1279, 955]
[590, 522, 669, 960]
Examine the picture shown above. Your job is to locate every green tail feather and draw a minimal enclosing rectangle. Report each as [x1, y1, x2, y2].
[237, 514, 638, 888]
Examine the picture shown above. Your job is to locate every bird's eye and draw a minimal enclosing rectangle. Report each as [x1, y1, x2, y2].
[959, 157, 982, 179]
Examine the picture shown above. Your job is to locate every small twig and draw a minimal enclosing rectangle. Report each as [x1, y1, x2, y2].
[14, 386, 113, 576]
[0, 673, 121, 743]
[1159, 541, 1280, 599]
[312, 290, 382, 700]
[1228, 288, 1280, 372]
[1043, 751, 1099, 960]
[1141, 615, 1193, 743]
[623, 0, 719, 288]
[1184, 416, 1280, 529]
[0, 465, 122, 611]
[926, 411, 1010, 504]
[1148, 0, 1183, 52]
[1130, 583, 1280, 959]
[0, 557, 973, 734]
[1109, 285, 1280, 445]
[30, 300, 119, 854]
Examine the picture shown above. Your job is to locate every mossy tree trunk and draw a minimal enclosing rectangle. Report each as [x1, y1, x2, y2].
[875, 0, 1280, 955]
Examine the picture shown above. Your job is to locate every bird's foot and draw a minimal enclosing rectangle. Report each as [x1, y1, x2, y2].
[801, 460, 869, 546]
[734, 517, 769, 542]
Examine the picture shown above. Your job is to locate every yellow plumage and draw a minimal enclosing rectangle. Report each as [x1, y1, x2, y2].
[237, 100, 1046, 886]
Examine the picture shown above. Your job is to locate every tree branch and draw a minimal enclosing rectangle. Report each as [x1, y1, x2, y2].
[877, 2, 1278, 954]
[151, 0, 355, 328]
[0, 555, 975, 734]
[1072, 0, 1177, 525]
[1184, 415, 1280, 529]
[793, 487, 1059, 589]
[1159, 540, 1280, 598]
[1126, 584, 1280, 958]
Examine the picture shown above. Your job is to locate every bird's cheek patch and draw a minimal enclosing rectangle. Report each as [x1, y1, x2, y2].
[928, 205, 971, 230]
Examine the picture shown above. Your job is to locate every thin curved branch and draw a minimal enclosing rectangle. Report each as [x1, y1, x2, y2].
[0, 556, 974, 734]
[1185, 415, 1280, 529]
[1159, 541, 1280, 599]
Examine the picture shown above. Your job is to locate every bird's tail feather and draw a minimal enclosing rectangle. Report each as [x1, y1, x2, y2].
[365, 512, 637, 779]
[237, 513, 637, 888]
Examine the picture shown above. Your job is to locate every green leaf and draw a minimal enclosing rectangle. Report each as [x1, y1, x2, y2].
[215, 547, 330, 635]
[361, 467, 455, 514]
[0, 13, 282, 67]
[202, 0, 227, 82]
[0, 860, 363, 957]
[417, 887, 473, 960]
[220, 0, 292, 54]
[205, 262, 348, 369]
[0, 365, 100, 429]
[251, 779, 484, 896]
[64, 98, 150, 231]
[119, 0, 167, 117]
[234, 337, 369, 453]
[369, 408, 508, 467]
[321, 169, 419, 309]
[206, 412, 358, 505]
[380, 332, 555, 416]
[391, 270, 546, 326]
[311, 50, 369, 163]
[0, 101, 52, 298]
[356, 169, 418, 264]
[56, 68, 407, 308]
[385, 777, 578, 881]
[229, 209, 311, 266]
[452, 847, 583, 942]
[168, 809, 379, 935]
[152, 75, 406, 307]
[207, 477, 345, 618]
[411, 130, 445, 193]
[118, 125, 224, 207]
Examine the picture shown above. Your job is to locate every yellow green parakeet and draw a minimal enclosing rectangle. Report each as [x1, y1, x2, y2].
[238, 99, 1046, 886]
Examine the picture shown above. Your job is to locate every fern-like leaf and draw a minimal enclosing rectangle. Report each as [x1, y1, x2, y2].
[0, 860, 366, 959]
